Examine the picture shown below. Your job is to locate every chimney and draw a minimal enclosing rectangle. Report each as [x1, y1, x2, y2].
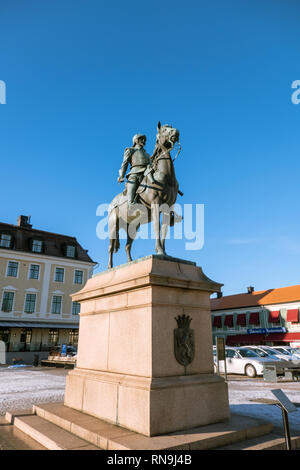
[17, 215, 32, 228]
[247, 286, 254, 294]
[217, 292, 223, 299]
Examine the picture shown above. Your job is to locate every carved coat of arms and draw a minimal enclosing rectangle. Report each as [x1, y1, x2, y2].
[174, 314, 195, 368]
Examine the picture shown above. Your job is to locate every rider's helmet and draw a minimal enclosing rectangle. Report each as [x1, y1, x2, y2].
[132, 134, 146, 146]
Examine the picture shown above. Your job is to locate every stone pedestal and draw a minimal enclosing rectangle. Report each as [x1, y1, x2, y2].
[64, 255, 230, 437]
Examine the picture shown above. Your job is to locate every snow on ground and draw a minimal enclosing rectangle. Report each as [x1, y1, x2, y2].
[1, 368, 300, 436]
[228, 379, 300, 434]
[0, 368, 66, 415]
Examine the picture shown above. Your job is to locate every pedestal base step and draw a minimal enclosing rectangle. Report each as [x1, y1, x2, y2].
[0, 415, 46, 450]
[5, 403, 275, 450]
[5, 409, 99, 450]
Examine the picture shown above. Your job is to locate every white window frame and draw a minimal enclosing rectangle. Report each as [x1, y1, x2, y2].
[1, 290, 15, 313]
[73, 269, 84, 285]
[28, 263, 41, 281]
[31, 239, 43, 253]
[71, 301, 81, 315]
[5, 260, 19, 279]
[51, 295, 63, 314]
[54, 266, 65, 283]
[65, 245, 76, 258]
[24, 292, 37, 314]
[0, 233, 12, 248]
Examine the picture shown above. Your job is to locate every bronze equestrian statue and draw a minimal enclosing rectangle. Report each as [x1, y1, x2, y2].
[108, 122, 182, 268]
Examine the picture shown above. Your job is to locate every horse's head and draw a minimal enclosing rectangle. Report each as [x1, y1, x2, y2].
[156, 122, 180, 150]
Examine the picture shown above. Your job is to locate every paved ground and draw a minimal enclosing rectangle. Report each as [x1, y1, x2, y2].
[0, 366, 66, 416]
[1, 367, 300, 449]
[0, 416, 46, 450]
[227, 376, 300, 435]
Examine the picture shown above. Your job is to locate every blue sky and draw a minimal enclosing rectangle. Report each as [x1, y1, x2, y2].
[1, 0, 300, 295]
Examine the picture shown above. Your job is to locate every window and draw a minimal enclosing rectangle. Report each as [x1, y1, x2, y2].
[2, 292, 14, 312]
[0, 234, 12, 248]
[236, 314, 246, 327]
[74, 270, 83, 284]
[225, 349, 237, 358]
[29, 264, 40, 280]
[213, 316, 222, 328]
[237, 348, 260, 358]
[20, 328, 32, 344]
[0, 328, 10, 343]
[24, 293, 36, 314]
[250, 348, 268, 357]
[6, 261, 18, 277]
[51, 296, 62, 314]
[48, 328, 59, 344]
[65, 245, 76, 258]
[249, 312, 260, 325]
[69, 329, 79, 345]
[268, 310, 280, 324]
[32, 239, 43, 253]
[72, 301, 80, 315]
[54, 267, 64, 282]
[224, 315, 234, 328]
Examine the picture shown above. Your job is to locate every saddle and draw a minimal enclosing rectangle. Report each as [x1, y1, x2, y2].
[122, 176, 148, 198]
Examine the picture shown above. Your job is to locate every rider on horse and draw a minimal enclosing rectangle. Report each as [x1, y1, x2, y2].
[117, 134, 154, 207]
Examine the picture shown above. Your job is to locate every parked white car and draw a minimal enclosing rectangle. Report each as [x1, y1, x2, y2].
[245, 345, 288, 362]
[256, 345, 300, 362]
[213, 347, 281, 378]
[272, 346, 300, 360]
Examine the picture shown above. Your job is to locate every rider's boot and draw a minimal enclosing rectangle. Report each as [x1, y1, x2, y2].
[127, 179, 138, 210]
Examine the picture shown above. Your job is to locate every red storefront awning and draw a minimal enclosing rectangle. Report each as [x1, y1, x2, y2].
[226, 332, 300, 345]
[236, 314, 246, 326]
[268, 310, 280, 323]
[224, 315, 233, 327]
[249, 312, 260, 325]
[286, 309, 299, 323]
[265, 332, 300, 342]
[213, 316, 222, 327]
[226, 334, 265, 345]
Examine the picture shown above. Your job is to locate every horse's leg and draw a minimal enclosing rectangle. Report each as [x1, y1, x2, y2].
[108, 238, 115, 269]
[160, 212, 170, 254]
[152, 202, 165, 255]
[108, 208, 119, 269]
[125, 223, 139, 263]
[125, 223, 132, 263]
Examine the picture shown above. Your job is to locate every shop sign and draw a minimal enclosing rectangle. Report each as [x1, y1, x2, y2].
[247, 327, 286, 335]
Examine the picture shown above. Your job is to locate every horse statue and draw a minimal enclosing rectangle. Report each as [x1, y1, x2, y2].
[108, 122, 181, 268]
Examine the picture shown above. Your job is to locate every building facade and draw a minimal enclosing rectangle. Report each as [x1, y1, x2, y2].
[0, 216, 96, 360]
[211, 285, 300, 348]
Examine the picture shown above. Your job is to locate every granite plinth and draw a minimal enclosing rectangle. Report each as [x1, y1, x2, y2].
[65, 255, 230, 436]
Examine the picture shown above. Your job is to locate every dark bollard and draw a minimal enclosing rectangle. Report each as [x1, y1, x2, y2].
[33, 354, 39, 367]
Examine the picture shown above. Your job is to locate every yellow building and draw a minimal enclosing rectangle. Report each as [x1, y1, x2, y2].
[0, 215, 96, 363]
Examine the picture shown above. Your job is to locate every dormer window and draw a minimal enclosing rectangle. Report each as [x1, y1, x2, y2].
[31, 239, 43, 253]
[0, 234, 12, 248]
[64, 244, 76, 258]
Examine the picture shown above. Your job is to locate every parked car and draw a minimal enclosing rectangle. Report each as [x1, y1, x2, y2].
[49, 345, 77, 357]
[213, 346, 281, 378]
[65, 346, 77, 357]
[271, 346, 300, 360]
[256, 345, 300, 362]
[245, 345, 285, 362]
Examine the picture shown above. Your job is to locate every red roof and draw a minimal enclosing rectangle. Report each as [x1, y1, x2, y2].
[211, 285, 300, 311]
